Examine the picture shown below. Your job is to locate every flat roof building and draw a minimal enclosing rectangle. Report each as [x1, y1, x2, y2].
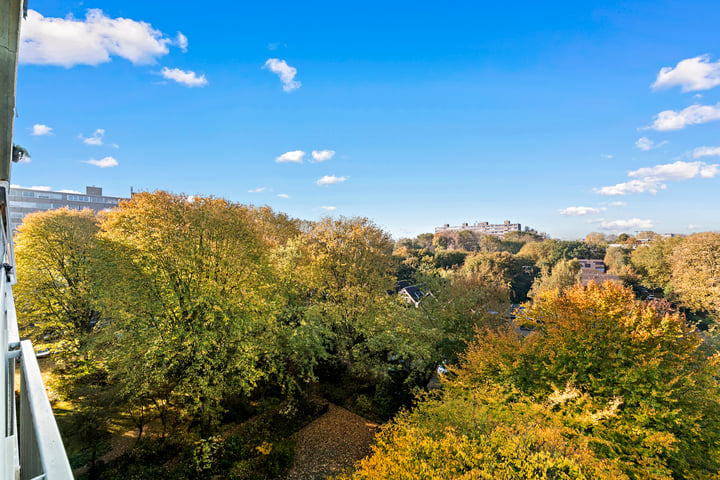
[435, 220, 522, 237]
[8, 185, 128, 231]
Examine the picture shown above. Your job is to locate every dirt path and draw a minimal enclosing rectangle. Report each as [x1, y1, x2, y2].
[284, 403, 379, 480]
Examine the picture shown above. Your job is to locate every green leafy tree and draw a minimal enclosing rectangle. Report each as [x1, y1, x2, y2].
[415, 232, 434, 250]
[95, 192, 287, 436]
[603, 246, 631, 274]
[14, 208, 101, 346]
[463, 251, 532, 302]
[527, 258, 581, 298]
[631, 235, 683, 291]
[457, 230, 479, 251]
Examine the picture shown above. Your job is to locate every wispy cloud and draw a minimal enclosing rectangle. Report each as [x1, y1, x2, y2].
[693, 146, 720, 158]
[652, 55, 720, 92]
[30, 124, 53, 136]
[80, 128, 117, 147]
[629, 160, 719, 182]
[595, 179, 665, 196]
[601, 154, 614, 159]
[317, 175, 347, 186]
[595, 160, 719, 195]
[175, 32, 188, 52]
[558, 206, 606, 216]
[83, 156, 118, 168]
[311, 150, 336, 162]
[11, 184, 52, 191]
[607, 201, 627, 207]
[161, 67, 207, 87]
[591, 218, 655, 231]
[649, 103, 720, 131]
[688, 224, 703, 230]
[319, 206, 337, 211]
[276, 150, 305, 163]
[20, 9, 178, 67]
[248, 187, 268, 193]
[277, 193, 290, 198]
[11, 185, 83, 194]
[635, 136, 667, 151]
[263, 58, 301, 92]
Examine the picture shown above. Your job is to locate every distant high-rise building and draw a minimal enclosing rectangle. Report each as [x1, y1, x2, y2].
[8, 185, 128, 231]
[435, 220, 522, 237]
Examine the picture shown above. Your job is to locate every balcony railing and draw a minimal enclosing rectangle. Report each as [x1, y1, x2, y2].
[0, 193, 73, 480]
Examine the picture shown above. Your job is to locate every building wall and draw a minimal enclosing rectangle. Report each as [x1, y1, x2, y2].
[8, 186, 128, 231]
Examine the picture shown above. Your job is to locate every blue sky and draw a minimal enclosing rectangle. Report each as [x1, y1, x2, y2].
[12, 0, 720, 239]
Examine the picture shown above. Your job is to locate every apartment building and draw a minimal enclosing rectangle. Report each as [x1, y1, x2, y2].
[435, 220, 522, 237]
[8, 185, 128, 231]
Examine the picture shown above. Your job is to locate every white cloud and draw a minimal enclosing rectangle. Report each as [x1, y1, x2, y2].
[276, 150, 305, 163]
[601, 154, 614, 159]
[628, 160, 719, 182]
[83, 156, 118, 168]
[277, 193, 290, 198]
[248, 187, 268, 193]
[57, 189, 82, 194]
[558, 206, 606, 216]
[635, 136, 667, 151]
[161, 67, 208, 87]
[594, 218, 655, 231]
[693, 146, 720, 158]
[595, 160, 719, 195]
[263, 58, 301, 92]
[10, 184, 52, 191]
[81, 128, 106, 146]
[30, 124, 53, 136]
[319, 206, 337, 211]
[595, 179, 665, 196]
[311, 150, 336, 162]
[20, 9, 177, 67]
[688, 224, 703, 230]
[608, 201, 627, 207]
[186, 195, 195, 204]
[316, 175, 347, 186]
[652, 55, 720, 92]
[649, 103, 720, 131]
[175, 32, 188, 52]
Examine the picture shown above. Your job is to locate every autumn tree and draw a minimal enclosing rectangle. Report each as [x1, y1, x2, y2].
[14, 208, 101, 346]
[669, 232, 720, 317]
[339, 385, 625, 480]
[95, 192, 291, 436]
[459, 282, 720, 478]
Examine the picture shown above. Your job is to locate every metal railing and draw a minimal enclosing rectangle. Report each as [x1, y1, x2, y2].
[2, 0, 73, 477]
[0, 188, 73, 479]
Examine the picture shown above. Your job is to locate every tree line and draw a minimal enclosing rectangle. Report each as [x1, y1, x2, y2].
[14, 192, 509, 478]
[14, 195, 720, 478]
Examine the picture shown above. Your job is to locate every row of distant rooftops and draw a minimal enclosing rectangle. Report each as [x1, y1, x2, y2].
[435, 220, 522, 236]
